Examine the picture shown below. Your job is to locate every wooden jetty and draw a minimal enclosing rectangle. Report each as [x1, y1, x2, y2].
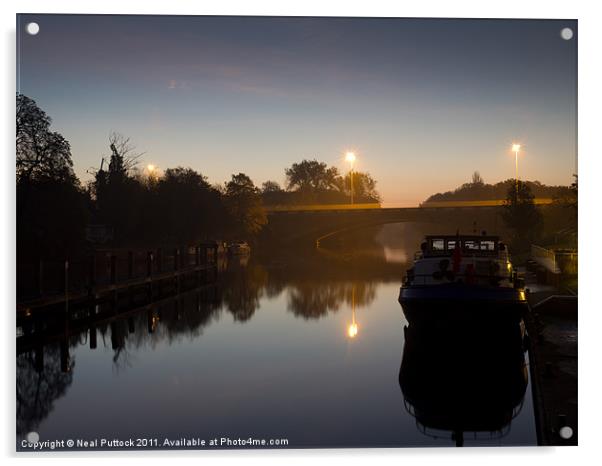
[17, 242, 219, 317]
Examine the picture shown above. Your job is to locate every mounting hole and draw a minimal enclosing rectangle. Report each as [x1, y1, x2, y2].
[26, 22, 40, 35]
[560, 27, 573, 40]
[559, 425, 573, 439]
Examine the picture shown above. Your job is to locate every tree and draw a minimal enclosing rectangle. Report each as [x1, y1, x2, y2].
[501, 181, 543, 249]
[16, 94, 87, 263]
[471, 171, 484, 186]
[285, 159, 340, 192]
[569, 174, 578, 216]
[261, 181, 282, 193]
[261, 180, 290, 206]
[91, 134, 146, 245]
[343, 171, 381, 203]
[17, 94, 76, 183]
[224, 173, 267, 237]
[154, 167, 224, 243]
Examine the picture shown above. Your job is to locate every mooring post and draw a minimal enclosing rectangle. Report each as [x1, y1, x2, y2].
[88, 254, 96, 297]
[64, 259, 69, 316]
[34, 344, 44, 372]
[110, 321, 121, 350]
[146, 251, 154, 301]
[147, 251, 153, 277]
[147, 309, 156, 334]
[60, 339, 71, 373]
[128, 251, 134, 279]
[37, 259, 44, 297]
[110, 255, 117, 285]
[128, 316, 135, 334]
[89, 325, 97, 349]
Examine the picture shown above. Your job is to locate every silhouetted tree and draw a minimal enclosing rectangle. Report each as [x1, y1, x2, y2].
[343, 171, 381, 203]
[92, 135, 146, 244]
[569, 174, 578, 216]
[425, 176, 572, 203]
[17, 346, 74, 436]
[154, 167, 225, 243]
[284, 159, 381, 204]
[502, 181, 543, 249]
[285, 159, 340, 192]
[261, 180, 291, 206]
[471, 171, 484, 185]
[16, 94, 88, 262]
[16, 94, 76, 183]
[224, 173, 267, 237]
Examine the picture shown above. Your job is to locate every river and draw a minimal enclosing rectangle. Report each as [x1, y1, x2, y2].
[16, 223, 536, 449]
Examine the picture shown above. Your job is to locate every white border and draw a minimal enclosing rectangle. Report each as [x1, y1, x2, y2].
[2, 1, 600, 465]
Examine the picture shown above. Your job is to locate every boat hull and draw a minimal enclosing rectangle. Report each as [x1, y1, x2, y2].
[398, 284, 527, 326]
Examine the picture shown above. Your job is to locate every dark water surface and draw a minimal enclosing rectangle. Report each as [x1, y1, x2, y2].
[17, 228, 536, 450]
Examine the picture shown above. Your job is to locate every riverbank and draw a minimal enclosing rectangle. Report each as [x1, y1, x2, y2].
[523, 268, 577, 445]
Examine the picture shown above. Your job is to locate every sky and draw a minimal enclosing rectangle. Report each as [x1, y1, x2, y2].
[17, 15, 577, 206]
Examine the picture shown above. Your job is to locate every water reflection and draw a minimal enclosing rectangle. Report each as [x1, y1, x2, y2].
[17, 345, 74, 436]
[16, 242, 535, 448]
[399, 317, 528, 446]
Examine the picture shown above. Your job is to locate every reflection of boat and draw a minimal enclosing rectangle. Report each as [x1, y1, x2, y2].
[399, 319, 528, 446]
[399, 234, 527, 324]
[227, 240, 251, 256]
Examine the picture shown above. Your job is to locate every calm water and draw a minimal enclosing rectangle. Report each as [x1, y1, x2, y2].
[17, 229, 536, 450]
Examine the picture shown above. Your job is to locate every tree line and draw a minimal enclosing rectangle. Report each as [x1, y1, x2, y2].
[424, 171, 573, 203]
[16, 94, 381, 261]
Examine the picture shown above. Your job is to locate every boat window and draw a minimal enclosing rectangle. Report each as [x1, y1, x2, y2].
[463, 240, 479, 251]
[447, 240, 457, 250]
[431, 239, 444, 251]
[480, 240, 495, 251]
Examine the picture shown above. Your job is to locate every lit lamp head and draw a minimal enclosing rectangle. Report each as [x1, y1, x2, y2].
[347, 322, 358, 339]
[512, 144, 521, 153]
[345, 152, 356, 165]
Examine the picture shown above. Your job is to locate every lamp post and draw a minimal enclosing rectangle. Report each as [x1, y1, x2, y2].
[345, 152, 356, 205]
[512, 144, 521, 196]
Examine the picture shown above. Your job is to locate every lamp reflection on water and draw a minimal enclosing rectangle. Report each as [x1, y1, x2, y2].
[347, 285, 359, 339]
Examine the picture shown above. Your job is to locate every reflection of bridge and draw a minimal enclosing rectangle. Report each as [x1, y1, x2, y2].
[264, 200, 554, 246]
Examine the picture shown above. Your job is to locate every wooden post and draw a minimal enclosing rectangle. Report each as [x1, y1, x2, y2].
[128, 251, 134, 279]
[147, 251, 153, 277]
[38, 259, 44, 297]
[34, 344, 44, 372]
[64, 259, 69, 315]
[88, 254, 96, 297]
[60, 339, 71, 373]
[89, 326, 97, 349]
[147, 309, 155, 333]
[147, 251, 154, 301]
[128, 316, 135, 334]
[110, 321, 119, 350]
[110, 255, 117, 285]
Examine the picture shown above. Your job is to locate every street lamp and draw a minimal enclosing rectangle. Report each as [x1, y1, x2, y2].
[345, 152, 356, 205]
[512, 144, 521, 195]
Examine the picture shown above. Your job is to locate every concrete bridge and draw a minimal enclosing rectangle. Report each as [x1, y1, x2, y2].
[263, 199, 554, 247]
